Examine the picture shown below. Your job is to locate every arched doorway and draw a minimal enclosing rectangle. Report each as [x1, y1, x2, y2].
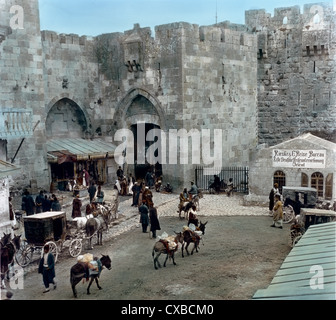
[126, 95, 163, 180]
[130, 122, 163, 180]
[115, 89, 166, 182]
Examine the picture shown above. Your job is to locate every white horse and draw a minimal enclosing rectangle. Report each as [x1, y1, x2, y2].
[72, 214, 94, 230]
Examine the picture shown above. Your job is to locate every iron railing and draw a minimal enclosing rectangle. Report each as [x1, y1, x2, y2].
[195, 166, 249, 194]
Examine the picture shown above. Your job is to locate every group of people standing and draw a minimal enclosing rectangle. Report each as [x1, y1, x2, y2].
[134, 184, 161, 238]
[138, 202, 161, 238]
[21, 190, 61, 216]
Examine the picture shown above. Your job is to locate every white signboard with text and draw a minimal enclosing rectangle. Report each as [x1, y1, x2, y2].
[272, 149, 326, 168]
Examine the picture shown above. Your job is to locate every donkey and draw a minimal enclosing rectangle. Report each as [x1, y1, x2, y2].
[70, 254, 112, 298]
[152, 232, 184, 270]
[181, 221, 207, 258]
[85, 214, 109, 249]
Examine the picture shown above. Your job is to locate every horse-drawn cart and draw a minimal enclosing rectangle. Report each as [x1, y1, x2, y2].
[15, 211, 84, 267]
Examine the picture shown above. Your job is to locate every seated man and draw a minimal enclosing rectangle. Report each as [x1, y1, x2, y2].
[188, 181, 198, 200]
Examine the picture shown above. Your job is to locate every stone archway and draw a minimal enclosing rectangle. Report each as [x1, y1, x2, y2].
[114, 88, 166, 130]
[45, 98, 89, 139]
[114, 88, 165, 180]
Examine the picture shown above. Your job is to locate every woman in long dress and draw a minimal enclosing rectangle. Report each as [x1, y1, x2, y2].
[271, 194, 283, 229]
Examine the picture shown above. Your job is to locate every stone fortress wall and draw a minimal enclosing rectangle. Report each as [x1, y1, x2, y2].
[245, 2, 335, 145]
[0, 0, 334, 191]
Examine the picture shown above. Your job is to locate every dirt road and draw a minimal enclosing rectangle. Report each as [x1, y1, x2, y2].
[7, 214, 291, 300]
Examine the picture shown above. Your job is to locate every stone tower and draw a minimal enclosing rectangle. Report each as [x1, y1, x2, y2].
[0, 0, 49, 189]
[246, 2, 336, 146]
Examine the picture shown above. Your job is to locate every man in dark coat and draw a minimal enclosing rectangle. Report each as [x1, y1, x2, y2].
[149, 207, 161, 238]
[116, 166, 123, 179]
[88, 182, 97, 203]
[38, 244, 56, 293]
[24, 191, 36, 216]
[42, 195, 52, 212]
[35, 190, 44, 213]
[131, 182, 140, 207]
[139, 202, 149, 233]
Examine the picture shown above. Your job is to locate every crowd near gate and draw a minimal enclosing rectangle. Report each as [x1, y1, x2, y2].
[195, 166, 249, 194]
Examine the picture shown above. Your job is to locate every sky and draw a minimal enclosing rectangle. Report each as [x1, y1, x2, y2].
[39, 0, 335, 36]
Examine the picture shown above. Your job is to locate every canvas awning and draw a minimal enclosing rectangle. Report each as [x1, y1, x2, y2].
[0, 159, 20, 178]
[47, 138, 116, 164]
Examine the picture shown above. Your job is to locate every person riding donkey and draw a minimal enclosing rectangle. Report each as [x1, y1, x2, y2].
[178, 188, 189, 219]
[188, 181, 198, 201]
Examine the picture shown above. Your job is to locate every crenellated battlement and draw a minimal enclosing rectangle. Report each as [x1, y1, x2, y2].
[41, 30, 95, 46]
[246, 2, 334, 31]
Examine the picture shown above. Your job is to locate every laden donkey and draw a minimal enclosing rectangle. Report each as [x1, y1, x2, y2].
[181, 221, 207, 258]
[70, 254, 112, 298]
[152, 233, 184, 270]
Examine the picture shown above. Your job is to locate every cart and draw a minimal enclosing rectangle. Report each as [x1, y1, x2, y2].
[15, 211, 84, 267]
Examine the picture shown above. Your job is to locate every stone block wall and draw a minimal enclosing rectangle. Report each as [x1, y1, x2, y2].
[178, 22, 258, 182]
[246, 3, 336, 146]
[0, 0, 48, 189]
[0, 0, 334, 192]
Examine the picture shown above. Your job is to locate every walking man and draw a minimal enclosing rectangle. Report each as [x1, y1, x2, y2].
[149, 207, 161, 238]
[139, 201, 149, 233]
[88, 182, 97, 203]
[38, 244, 56, 293]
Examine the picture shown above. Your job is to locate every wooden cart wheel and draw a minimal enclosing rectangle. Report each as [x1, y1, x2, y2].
[45, 241, 58, 263]
[69, 239, 82, 257]
[15, 240, 33, 267]
[283, 205, 295, 224]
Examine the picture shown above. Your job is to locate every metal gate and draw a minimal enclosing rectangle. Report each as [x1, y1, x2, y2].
[195, 166, 249, 194]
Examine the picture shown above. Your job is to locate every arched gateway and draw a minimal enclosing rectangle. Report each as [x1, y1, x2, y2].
[45, 98, 114, 187]
[114, 88, 166, 180]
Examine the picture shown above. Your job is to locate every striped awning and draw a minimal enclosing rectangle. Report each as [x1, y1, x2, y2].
[47, 138, 116, 163]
